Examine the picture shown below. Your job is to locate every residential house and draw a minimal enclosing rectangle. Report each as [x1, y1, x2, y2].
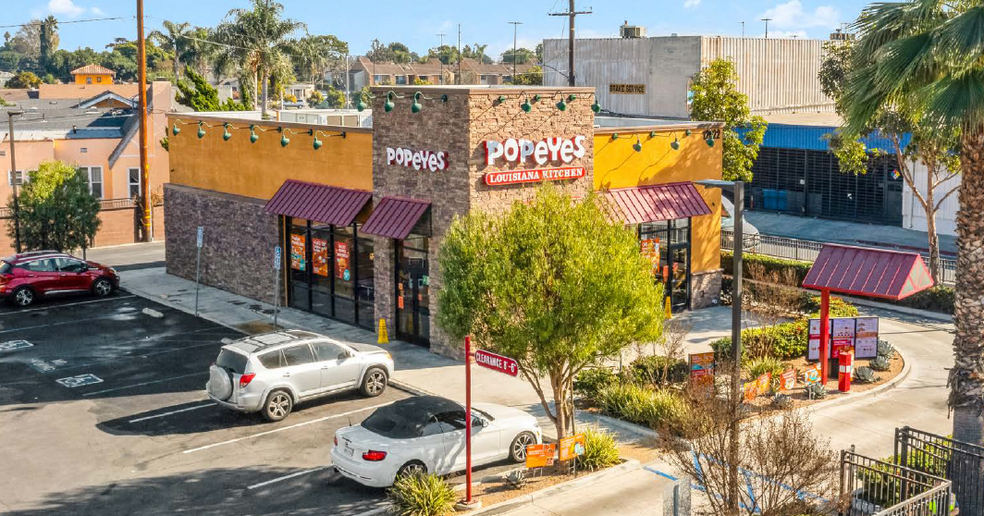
[71, 64, 116, 86]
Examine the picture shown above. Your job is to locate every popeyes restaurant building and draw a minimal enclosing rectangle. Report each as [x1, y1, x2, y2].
[165, 86, 723, 355]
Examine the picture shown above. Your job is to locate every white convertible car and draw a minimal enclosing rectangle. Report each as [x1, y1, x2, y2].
[330, 396, 542, 487]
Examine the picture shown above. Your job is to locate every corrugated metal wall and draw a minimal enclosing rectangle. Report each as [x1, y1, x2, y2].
[700, 37, 834, 114]
[736, 123, 911, 153]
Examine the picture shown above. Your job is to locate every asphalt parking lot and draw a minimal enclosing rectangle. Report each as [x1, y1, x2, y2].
[0, 291, 410, 516]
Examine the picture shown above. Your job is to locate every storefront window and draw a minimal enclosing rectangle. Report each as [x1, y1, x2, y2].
[639, 218, 691, 311]
[310, 225, 332, 317]
[396, 236, 430, 346]
[333, 225, 356, 325]
[289, 219, 310, 311]
[357, 233, 374, 327]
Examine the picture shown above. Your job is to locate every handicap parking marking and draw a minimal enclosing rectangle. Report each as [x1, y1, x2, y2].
[0, 339, 34, 352]
[28, 358, 69, 373]
[55, 373, 104, 388]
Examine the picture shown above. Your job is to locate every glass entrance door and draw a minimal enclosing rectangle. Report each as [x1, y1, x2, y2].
[640, 218, 692, 312]
[396, 239, 430, 346]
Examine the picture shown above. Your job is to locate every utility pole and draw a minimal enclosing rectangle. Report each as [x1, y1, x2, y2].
[740, 21, 745, 38]
[6, 110, 23, 253]
[761, 17, 772, 38]
[457, 24, 462, 85]
[437, 32, 446, 84]
[508, 21, 522, 80]
[137, 0, 152, 242]
[550, 0, 592, 87]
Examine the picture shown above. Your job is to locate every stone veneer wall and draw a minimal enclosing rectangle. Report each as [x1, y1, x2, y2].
[371, 86, 596, 357]
[691, 268, 723, 309]
[164, 183, 279, 301]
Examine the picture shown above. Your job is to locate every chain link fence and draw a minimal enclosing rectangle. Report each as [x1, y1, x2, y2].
[721, 229, 955, 286]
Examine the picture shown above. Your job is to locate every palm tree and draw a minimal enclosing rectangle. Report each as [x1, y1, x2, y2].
[182, 26, 219, 77]
[213, 0, 304, 118]
[149, 21, 191, 81]
[841, 0, 984, 509]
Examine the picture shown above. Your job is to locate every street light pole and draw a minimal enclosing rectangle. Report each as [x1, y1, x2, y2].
[508, 21, 522, 80]
[696, 179, 743, 515]
[6, 110, 23, 253]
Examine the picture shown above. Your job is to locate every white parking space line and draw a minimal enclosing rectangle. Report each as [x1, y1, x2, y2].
[0, 313, 132, 336]
[0, 295, 136, 316]
[182, 401, 395, 455]
[246, 467, 327, 490]
[81, 372, 205, 397]
[128, 402, 216, 423]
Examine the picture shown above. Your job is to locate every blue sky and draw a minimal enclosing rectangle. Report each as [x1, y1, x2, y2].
[4, 0, 863, 59]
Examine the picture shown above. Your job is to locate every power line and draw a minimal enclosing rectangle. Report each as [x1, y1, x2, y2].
[0, 17, 131, 30]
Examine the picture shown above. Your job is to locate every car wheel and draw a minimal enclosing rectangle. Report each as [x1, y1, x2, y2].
[509, 432, 537, 463]
[92, 278, 113, 297]
[262, 390, 293, 422]
[359, 367, 387, 397]
[396, 461, 426, 479]
[11, 287, 34, 307]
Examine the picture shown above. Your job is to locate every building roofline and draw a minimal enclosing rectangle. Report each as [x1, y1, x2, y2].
[166, 113, 373, 134]
[593, 121, 725, 133]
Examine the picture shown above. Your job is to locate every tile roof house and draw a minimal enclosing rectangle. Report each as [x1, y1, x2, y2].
[71, 64, 116, 85]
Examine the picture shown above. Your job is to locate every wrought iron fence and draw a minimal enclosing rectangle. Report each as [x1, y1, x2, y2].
[839, 447, 954, 516]
[721, 229, 956, 286]
[896, 426, 984, 516]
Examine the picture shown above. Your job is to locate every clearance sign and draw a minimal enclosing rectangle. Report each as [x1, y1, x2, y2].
[483, 136, 587, 187]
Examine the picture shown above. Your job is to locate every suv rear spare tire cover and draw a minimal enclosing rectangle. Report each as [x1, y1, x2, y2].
[208, 364, 233, 401]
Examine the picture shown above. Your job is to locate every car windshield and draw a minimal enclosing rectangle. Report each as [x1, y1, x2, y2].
[361, 409, 423, 439]
[216, 349, 248, 374]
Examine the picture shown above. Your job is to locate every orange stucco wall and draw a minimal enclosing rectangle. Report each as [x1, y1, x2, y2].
[166, 115, 373, 199]
[73, 73, 113, 85]
[593, 126, 724, 274]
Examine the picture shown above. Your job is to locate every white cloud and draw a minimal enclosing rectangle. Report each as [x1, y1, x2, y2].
[759, 0, 839, 29]
[91, 6, 104, 16]
[47, 0, 86, 17]
[684, 0, 701, 9]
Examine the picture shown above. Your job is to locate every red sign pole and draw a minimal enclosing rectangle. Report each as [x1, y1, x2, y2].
[819, 289, 830, 386]
[464, 335, 473, 504]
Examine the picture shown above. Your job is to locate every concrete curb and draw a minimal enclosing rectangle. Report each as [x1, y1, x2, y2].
[806, 346, 912, 410]
[465, 459, 641, 516]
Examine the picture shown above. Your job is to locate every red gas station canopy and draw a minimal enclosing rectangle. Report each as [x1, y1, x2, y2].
[802, 244, 934, 301]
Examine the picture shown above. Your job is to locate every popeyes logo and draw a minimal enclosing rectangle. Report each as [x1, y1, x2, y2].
[484, 136, 588, 167]
[386, 147, 449, 172]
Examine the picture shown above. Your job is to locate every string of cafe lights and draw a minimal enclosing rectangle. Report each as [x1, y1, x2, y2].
[168, 118, 346, 150]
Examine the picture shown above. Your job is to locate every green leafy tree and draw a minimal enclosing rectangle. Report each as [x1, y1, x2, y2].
[350, 85, 370, 108]
[820, 40, 959, 284]
[213, 0, 305, 118]
[8, 161, 101, 253]
[535, 42, 543, 64]
[38, 16, 58, 74]
[182, 26, 219, 77]
[175, 68, 247, 111]
[839, 1, 984, 500]
[5, 71, 41, 89]
[689, 58, 767, 182]
[437, 187, 665, 441]
[501, 47, 535, 64]
[149, 20, 191, 80]
[462, 44, 491, 64]
[321, 86, 345, 108]
[427, 45, 459, 65]
[0, 50, 22, 72]
[511, 65, 542, 85]
[289, 34, 348, 84]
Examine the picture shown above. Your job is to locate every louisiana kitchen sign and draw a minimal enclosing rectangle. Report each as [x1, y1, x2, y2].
[483, 136, 588, 186]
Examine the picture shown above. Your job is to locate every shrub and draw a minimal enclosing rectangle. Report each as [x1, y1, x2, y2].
[771, 393, 793, 409]
[893, 285, 955, 314]
[745, 356, 787, 380]
[876, 340, 896, 360]
[721, 251, 812, 286]
[628, 355, 688, 387]
[870, 356, 891, 371]
[576, 428, 621, 471]
[574, 368, 618, 400]
[853, 366, 878, 384]
[711, 320, 807, 362]
[805, 295, 859, 318]
[388, 473, 457, 516]
[804, 382, 827, 400]
[596, 383, 690, 434]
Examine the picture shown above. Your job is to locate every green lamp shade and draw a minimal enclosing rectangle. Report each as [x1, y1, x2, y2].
[281, 135, 290, 148]
[532, 94, 541, 102]
[356, 100, 367, 112]
[706, 137, 715, 147]
[222, 125, 232, 141]
[556, 99, 567, 111]
[197, 125, 205, 139]
[250, 132, 259, 144]
[521, 99, 532, 112]
[313, 137, 323, 150]
[633, 140, 642, 152]
[172, 123, 180, 136]
[567, 94, 577, 102]
[384, 99, 394, 112]
[611, 133, 619, 140]
[497, 95, 506, 104]
[685, 129, 692, 136]
[671, 139, 680, 150]
[591, 101, 601, 113]
[411, 101, 422, 113]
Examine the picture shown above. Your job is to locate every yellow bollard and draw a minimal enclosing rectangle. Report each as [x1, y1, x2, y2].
[665, 297, 672, 319]
[377, 318, 389, 344]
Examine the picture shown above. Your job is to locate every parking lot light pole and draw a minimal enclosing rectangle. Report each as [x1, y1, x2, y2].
[696, 179, 743, 514]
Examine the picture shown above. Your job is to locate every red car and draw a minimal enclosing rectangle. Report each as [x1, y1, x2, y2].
[0, 251, 120, 307]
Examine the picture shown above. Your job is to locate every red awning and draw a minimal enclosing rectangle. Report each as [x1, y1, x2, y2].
[604, 182, 711, 224]
[802, 244, 934, 300]
[360, 197, 430, 240]
[264, 180, 372, 227]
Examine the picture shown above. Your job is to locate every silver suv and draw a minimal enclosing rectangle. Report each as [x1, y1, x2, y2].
[206, 330, 395, 422]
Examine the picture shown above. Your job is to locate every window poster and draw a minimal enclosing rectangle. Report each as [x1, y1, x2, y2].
[831, 318, 856, 358]
[855, 317, 879, 359]
[312, 238, 329, 277]
[640, 238, 660, 275]
[808, 318, 821, 361]
[335, 241, 350, 280]
[290, 233, 306, 271]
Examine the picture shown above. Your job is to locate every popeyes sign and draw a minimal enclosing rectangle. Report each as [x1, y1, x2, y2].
[483, 136, 588, 186]
[386, 146, 449, 172]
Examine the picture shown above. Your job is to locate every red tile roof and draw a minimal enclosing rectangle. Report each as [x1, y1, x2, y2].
[604, 182, 711, 224]
[70, 64, 116, 76]
[264, 180, 371, 226]
[802, 244, 934, 300]
[360, 197, 430, 240]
